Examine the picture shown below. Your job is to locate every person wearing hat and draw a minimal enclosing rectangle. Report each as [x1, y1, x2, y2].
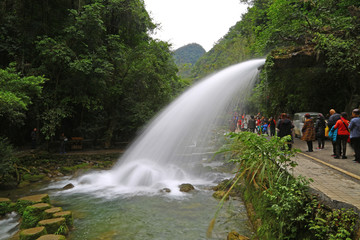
[301, 113, 316, 152]
[349, 108, 360, 163]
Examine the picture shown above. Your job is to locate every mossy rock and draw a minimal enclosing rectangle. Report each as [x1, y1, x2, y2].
[36, 234, 66, 240]
[213, 190, 229, 200]
[21, 203, 51, 229]
[17, 194, 50, 215]
[23, 174, 46, 182]
[18, 180, 31, 188]
[53, 211, 73, 227]
[38, 217, 68, 235]
[179, 183, 195, 192]
[19, 226, 47, 240]
[44, 207, 62, 219]
[227, 230, 250, 240]
[0, 197, 12, 215]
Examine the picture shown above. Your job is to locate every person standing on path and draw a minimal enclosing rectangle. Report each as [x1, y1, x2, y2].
[328, 109, 341, 156]
[349, 109, 360, 163]
[315, 113, 326, 149]
[269, 117, 276, 136]
[277, 113, 294, 149]
[248, 115, 256, 133]
[333, 112, 350, 159]
[59, 133, 68, 154]
[31, 128, 37, 149]
[301, 113, 316, 152]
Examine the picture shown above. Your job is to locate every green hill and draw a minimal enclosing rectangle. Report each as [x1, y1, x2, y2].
[173, 43, 206, 78]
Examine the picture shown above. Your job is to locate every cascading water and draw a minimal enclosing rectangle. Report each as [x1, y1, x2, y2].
[68, 59, 266, 196]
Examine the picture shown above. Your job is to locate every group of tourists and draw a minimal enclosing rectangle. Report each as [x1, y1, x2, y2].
[230, 108, 360, 164]
[230, 113, 277, 136]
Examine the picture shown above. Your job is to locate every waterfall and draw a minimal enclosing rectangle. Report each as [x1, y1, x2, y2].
[70, 59, 265, 196]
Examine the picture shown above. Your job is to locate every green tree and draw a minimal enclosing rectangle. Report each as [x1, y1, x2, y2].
[0, 64, 45, 124]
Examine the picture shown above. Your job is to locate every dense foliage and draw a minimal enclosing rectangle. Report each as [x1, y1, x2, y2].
[0, 0, 184, 147]
[192, 0, 360, 115]
[173, 43, 206, 79]
[218, 132, 358, 239]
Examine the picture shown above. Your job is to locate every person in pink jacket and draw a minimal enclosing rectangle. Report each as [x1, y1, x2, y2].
[333, 112, 350, 159]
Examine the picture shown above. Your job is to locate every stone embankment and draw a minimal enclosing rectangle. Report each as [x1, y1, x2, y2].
[0, 193, 73, 240]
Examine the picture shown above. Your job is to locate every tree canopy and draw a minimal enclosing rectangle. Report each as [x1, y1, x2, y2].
[0, 0, 183, 147]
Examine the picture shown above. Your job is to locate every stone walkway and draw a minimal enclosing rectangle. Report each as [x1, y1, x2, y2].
[291, 138, 360, 211]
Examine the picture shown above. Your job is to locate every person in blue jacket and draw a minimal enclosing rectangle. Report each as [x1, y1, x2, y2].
[349, 108, 360, 163]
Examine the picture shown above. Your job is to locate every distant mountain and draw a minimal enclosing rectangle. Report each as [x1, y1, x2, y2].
[173, 43, 206, 78]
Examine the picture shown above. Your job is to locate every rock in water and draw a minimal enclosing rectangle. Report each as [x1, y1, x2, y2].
[37, 234, 66, 240]
[62, 183, 74, 190]
[179, 183, 195, 192]
[19, 226, 47, 240]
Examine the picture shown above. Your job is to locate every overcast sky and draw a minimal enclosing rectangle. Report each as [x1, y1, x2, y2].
[144, 0, 248, 52]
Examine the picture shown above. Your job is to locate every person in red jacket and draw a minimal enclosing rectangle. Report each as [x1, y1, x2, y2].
[333, 112, 350, 159]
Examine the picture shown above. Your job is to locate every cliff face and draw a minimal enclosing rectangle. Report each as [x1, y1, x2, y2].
[271, 46, 325, 69]
[264, 45, 359, 115]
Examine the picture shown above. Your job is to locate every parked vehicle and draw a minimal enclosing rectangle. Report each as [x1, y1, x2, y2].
[293, 112, 320, 138]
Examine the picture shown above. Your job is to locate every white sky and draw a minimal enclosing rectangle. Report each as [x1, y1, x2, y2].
[144, 0, 248, 52]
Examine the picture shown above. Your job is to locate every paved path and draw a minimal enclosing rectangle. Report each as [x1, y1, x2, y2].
[291, 138, 360, 211]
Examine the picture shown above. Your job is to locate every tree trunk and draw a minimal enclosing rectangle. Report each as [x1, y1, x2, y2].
[104, 118, 116, 148]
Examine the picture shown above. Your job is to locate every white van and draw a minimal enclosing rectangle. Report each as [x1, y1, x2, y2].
[293, 112, 320, 138]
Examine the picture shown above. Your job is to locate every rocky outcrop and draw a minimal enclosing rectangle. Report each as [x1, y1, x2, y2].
[271, 45, 325, 69]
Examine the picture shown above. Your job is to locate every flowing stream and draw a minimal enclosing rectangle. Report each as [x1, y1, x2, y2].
[1, 59, 265, 239]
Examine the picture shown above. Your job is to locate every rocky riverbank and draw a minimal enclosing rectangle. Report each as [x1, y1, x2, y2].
[0, 149, 122, 191]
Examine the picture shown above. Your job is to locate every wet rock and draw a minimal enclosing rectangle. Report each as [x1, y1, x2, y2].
[38, 217, 68, 235]
[179, 183, 195, 192]
[160, 188, 171, 193]
[37, 234, 66, 240]
[44, 207, 63, 219]
[212, 190, 229, 200]
[16, 194, 50, 215]
[227, 230, 250, 240]
[53, 210, 73, 227]
[21, 203, 51, 229]
[19, 226, 47, 240]
[62, 183, 74, 190]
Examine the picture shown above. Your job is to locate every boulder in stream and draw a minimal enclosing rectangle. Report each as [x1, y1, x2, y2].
[160, 188, 171, 193]
[179, 183, 195, 192]
[62, 183, 74, 190]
